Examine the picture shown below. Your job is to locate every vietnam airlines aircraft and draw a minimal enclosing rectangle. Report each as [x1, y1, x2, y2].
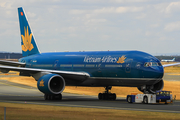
[0, 7, 179, 100]
[161, 58, 175, 62]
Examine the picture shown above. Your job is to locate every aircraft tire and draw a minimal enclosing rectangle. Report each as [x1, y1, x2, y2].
[47, 94, 51, 100]
[112, 93, 116, 100]
[44, 94, 48, 100]
[98, 93, 103, 100]
[57, 94, 62, 100]
[108, 93, 116, 100]
[48, 95, 51, 100]
[98, 93, 116, 100]
[51, 95, 55, 100]
[44, 94, 62, 100]
[45, 94, 49, 100]
[103, 93, 108, 100]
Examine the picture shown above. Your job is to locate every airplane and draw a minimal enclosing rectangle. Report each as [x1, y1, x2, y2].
[161, 58, 175, 62]
[0, 7, 179, 101]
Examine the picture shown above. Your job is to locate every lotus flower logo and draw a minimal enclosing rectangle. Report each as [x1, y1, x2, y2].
[117, 55, 126, 63]
[39, 79, 44, 87]
[21, 26, 34, 52]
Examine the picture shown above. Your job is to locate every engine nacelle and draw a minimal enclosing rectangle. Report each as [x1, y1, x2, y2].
[37, 74, 65, 95]
[138, 80, 164, 94]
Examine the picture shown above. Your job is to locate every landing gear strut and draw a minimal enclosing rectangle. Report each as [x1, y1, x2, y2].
[98, 86, 116, 100]
[44, 93, 62, 100]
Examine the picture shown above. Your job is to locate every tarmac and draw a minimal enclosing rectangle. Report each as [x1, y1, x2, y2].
[0, 79, 179, 113]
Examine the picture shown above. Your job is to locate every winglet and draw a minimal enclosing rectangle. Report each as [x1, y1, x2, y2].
[18, 7, 40, 57]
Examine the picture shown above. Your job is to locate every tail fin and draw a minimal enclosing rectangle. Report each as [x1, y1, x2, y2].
[18, 7, 40, 57]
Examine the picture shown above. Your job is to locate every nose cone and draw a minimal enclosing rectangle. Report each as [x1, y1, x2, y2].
[155, 66, 164, 78]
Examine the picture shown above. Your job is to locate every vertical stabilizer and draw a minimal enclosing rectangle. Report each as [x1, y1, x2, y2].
[18, 7, 40, 57]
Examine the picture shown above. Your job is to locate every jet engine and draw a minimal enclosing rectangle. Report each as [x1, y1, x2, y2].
[138, 80, 164, 94]
[37, 74, 65, 95]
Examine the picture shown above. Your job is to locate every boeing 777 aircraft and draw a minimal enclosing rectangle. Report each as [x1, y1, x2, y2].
[0, 7, 179, 101]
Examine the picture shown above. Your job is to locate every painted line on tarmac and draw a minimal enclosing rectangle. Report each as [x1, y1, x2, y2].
[0, 81, 37, 91]
[0, 93, 42, 98]
[0, 100, 179, 113]
[0, 93, 27, 96]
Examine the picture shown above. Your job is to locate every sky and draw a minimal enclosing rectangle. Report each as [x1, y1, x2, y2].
[0, 0, 180, 55]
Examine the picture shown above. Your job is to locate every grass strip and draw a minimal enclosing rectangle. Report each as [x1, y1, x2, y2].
[0, 102, 180, 120]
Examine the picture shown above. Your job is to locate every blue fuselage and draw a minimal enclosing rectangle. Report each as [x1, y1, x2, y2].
[19, 51, 164, 80]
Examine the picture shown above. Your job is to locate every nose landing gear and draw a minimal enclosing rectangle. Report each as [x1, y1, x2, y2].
[98, 86, 116, 100]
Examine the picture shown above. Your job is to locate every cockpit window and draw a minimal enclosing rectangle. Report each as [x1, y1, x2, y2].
[152, 62, 158, 66]
[144, 62, 162, 67]
[157, 62, 162, 66]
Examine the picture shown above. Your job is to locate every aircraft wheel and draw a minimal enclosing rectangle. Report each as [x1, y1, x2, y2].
[98, 93, 116, 100]
[108, 93, 116, 100]
[47, 94, 51, 100]
[44, 94, 48, 100]
[98, 93, 103, 100]
[53, 94, 62, 100]
[48, 95, 52, 100]
[113, 93, 116, 100]
[44, 94, 62, 100]
[57, 94, 62, 100]
[143, 96, 148, 104]
[51, 95, 55, 100]
[101, 93, 107, 100]
[104, 93, 108, 100]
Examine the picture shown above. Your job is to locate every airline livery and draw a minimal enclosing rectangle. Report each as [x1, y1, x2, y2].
[0, 7, 179, 100]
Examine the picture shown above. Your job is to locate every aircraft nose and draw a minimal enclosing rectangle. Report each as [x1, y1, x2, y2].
[156, 66, 164, 78]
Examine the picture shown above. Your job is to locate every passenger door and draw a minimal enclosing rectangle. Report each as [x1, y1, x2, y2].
[125, 59, 132, 73]
[54, 60, 59, 70]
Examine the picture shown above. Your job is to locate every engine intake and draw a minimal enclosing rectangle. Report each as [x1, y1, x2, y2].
[37, 74, 65, 95]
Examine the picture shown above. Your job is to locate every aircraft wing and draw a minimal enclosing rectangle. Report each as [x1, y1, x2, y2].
[163, 63, 180, 67]
[0, 60, 25, 67]
[0, 65, 90, 81]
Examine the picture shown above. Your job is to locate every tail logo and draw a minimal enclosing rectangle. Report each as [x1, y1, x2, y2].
[21, 26, 34, 52]
[117, 55, 126, 64]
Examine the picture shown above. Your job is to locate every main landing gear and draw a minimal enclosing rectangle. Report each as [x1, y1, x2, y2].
[98, 86, 116, 100]
[44, 93, 62, 100]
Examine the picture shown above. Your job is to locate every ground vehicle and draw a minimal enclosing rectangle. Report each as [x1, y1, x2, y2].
[126, 91, 173, 104]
